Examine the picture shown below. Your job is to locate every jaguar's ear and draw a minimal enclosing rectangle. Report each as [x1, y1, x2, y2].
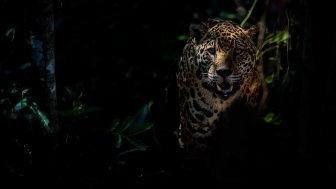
[206, 18, 224, 28]
[189, 22, 208, 43]
[189, 18, 224, 43]
[244, 23, 259, 38]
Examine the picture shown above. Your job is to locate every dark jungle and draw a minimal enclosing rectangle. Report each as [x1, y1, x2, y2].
[0, 0, 335, 188]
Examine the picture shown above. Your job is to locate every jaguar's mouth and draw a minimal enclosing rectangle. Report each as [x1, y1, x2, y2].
[202, 77, 237, 98]
[214, 79, 234, 97]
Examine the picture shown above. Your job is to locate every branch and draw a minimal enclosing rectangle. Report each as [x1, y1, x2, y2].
[240, 0, 258, 27]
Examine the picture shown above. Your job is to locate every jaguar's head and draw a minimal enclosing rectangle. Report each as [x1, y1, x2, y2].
[189, 19, 258, 99]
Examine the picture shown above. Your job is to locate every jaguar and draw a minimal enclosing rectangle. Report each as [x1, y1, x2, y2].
[176, 18, 262, 153]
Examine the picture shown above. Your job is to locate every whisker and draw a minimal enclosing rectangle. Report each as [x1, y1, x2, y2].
[226, 74, 242, 83]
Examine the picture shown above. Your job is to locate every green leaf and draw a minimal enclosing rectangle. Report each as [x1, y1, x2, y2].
[264, 112, 275, 123]
[114, 134, 123, 148]
[115, 116, 133, 133]
[13, 98, 29, 112]
[5, 28, 16, 41]
[29, 101, 52, 133]
[109, 119, 120, 133]
[265, 73, 274, 84]
[22, 88, 31, 98]
[125, 137, 148, 151]
[268, 57, 276, 61]
[177, 35, 189, 41]
[64, 86, 77, 99]
[35, 109, 52, 133]
[279, 31, 290, 42]
[128, 122, 153, 136]
[263, 31, 290, 47]
[127, 101, 153, 131]
[0, 98, 10, 105]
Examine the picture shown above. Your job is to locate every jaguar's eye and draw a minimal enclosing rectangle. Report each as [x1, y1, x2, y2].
[207, 48, 216, 55]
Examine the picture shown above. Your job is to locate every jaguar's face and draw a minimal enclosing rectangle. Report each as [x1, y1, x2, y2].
[193, 23, 257, 99]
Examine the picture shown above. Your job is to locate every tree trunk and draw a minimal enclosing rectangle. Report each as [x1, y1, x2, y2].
[30, 0, 60, 182]
[41, 0, 58, 133]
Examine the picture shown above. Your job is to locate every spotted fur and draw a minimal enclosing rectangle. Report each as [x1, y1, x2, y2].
[176, 19, 261, 152]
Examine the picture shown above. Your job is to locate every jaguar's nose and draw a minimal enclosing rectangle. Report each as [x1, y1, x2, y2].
[216, 68, 232, 77]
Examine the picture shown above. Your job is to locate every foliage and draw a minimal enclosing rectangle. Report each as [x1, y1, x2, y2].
[108, 101, 154, 154]
[0, 84, 53, 133]
[263, 112, 283, 125]
[257, 30, 290, 61]
[13, 90, 52, 133]
[58, 85, 102, 117]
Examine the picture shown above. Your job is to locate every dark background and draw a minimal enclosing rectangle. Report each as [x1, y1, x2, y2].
[0, 0, 335, 188]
